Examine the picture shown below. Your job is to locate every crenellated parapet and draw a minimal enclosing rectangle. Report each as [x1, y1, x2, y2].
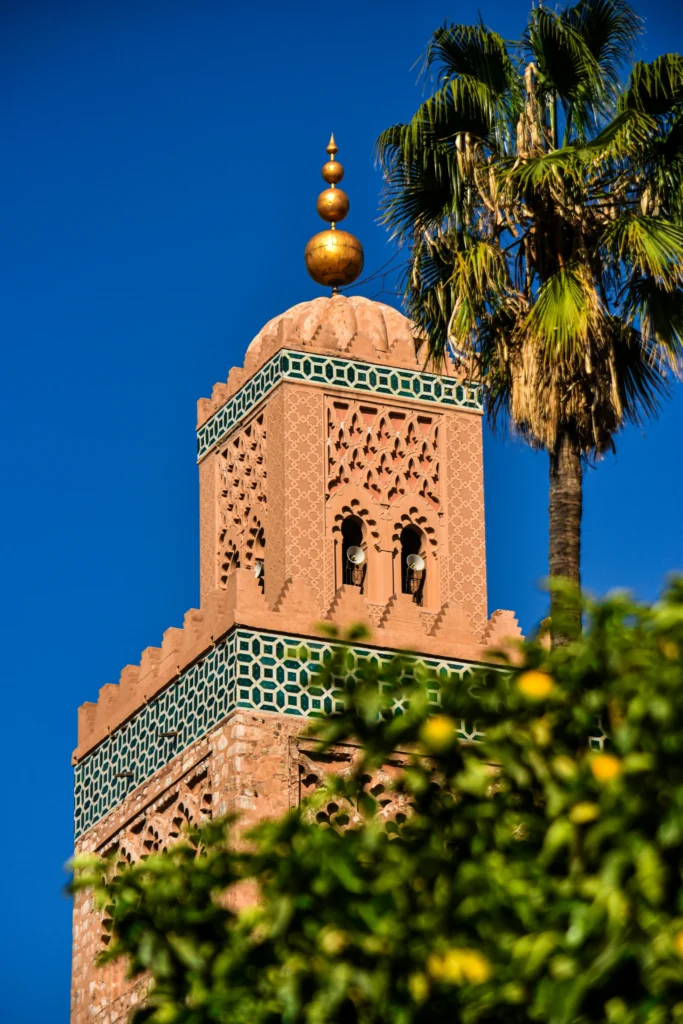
[73, 570, 521, 768]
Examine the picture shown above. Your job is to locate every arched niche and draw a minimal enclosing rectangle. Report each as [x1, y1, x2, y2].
[340, 515, 366, 590]
[399, 524, 426, 606]
[252, 527, 266, 590]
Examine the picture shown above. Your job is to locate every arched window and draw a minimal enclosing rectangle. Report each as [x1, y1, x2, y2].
[253, 528, 265, 590]
[400, 526, 425, 605]
[341, 516, 365, 587]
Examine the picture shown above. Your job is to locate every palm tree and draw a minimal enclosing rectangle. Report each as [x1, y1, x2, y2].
[377, 0, 683, 643]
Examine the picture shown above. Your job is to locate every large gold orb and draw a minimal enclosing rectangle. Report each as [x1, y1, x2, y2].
[316, 187, 349, 223]
[305, 229, 364, 287]
[322, 159, 344, 184]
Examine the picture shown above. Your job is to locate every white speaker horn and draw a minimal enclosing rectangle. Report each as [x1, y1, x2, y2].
[346, 546, 365, 566]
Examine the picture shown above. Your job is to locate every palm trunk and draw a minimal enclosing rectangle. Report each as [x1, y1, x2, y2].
[548, 432, 582, 646]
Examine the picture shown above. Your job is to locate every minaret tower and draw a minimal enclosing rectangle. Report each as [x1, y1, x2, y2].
[70, 138, 520, 1024]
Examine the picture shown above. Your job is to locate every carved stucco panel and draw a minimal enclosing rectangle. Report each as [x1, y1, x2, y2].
[443, 413, 487, 633]
[325, 396, 441, 512]
[217, 411, 267, 585]
[265, 387, 286, 606]
[324, 395, 445, 608]
[283, 385, 326, 609]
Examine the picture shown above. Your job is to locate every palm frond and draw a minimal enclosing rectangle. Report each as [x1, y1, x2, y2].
[420, 75, 507, 146]
[621, 54, 683, 116]
[376, 121, 449, 175]
[402, 237, 457, 366]
[562, 0, 640, 93]
[524, 263, 602, 359]
[501, 146, 586, 190]
[609, 320, 671, 424]
[580, 106, 656, 159]
[623, 278, 683, 365]
[377, 133, 460, 240]
[425, 23, 510, 88]
[634, 109, 683, 221]
[526, 7, 600, 102]
[376, 73, 503, 176]
[425, 22, 523, 122]
[447, 240, 513, 352]
[379, 176, 458, 242]
[603, 216, 683, 284]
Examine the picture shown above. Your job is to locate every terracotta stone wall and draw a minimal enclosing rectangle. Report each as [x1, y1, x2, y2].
[199, 378, 486, 625]
[72, 710, 313, 1023]
[199, 453, 218, 603]
[72, 705, 417, 1023]
[443, 411, 488, 634]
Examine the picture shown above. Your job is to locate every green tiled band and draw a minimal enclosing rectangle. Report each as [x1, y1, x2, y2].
[74, 627, 607, 839]
[197, 350, 483, 460]
[73, 629, 480, 839]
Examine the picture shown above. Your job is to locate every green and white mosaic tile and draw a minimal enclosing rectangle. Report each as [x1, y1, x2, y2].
[74, 629, 479, 839]
[197, 350, 483, 459]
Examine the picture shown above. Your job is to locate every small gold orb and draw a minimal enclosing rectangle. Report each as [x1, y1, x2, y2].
[304, 229, 364, 287]
[322, 160, 344, 185]
[316, 187, 349, 223]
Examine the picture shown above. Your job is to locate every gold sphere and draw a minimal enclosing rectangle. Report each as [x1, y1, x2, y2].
[304, 229, 364, 287]
[316, 187, 349, 223]
[322, 160, 344, 184]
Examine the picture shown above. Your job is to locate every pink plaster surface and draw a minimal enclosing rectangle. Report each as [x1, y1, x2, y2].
[75, 295, 521, 763]
[196, 293, 463, 428]
[72, 294, 523, 1024]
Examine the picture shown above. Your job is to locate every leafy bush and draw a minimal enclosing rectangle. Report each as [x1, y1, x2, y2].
[73, 581, 683, 1023]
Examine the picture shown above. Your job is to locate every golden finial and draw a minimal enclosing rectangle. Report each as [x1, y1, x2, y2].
[304, 133, 364, 292]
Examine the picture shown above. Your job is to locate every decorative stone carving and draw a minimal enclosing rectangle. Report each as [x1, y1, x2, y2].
[326, 397, 441, 512]
[99, 761, 212, 868]
[292, 741, 415, 831]
[218, 412, 266, 584]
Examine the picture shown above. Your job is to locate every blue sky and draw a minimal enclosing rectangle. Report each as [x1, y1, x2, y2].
[1, 0, 682, 1019]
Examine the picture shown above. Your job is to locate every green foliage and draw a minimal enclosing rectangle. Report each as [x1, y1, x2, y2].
[376, 0, 683, 460]
[72, 581, 683, 1022]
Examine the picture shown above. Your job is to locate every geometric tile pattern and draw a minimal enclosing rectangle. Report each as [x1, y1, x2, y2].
[74, 627, 479, 839]
[197, 349, 483, 460]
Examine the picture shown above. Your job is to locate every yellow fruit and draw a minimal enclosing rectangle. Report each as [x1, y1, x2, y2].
[427, 948, 491, 985]
[517, 670, 555, 700]
[553, 755, 578, 781]
[458, 950, 492, 984]
[674, 932, 683, 959]
[660, 639, 679, 661]
[408, 972, 429, 1003]
[320, 928, 348, 956]
[591, 754, 623, 783]
[530, 715, 553, 748]
[420, 715, 458, 752]
[569, 802, 600, 824]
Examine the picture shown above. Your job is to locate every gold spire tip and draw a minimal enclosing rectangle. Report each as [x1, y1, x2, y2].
[304, 134, 364, 291]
